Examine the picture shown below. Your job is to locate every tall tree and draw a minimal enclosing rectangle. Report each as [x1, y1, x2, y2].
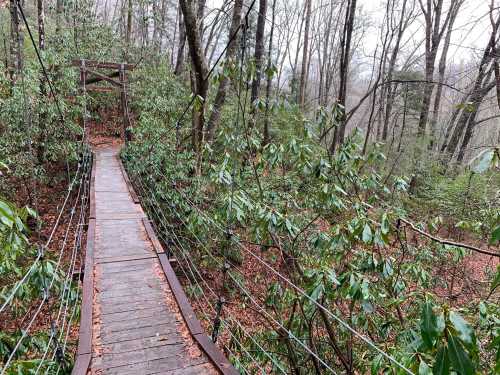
[441, 12, 500, 163]
[37, 0, 46, 163]
[298, 0, 311, 108]
[428, 0, 463, 149]
[263, 0, 277, 145]
[250, 0, 267, 104]
[205, 0, 244, 141]
[331, 0, 357, 152]
[174, 5, 186, 75]
[179, 0, 209, 156]
[55, 0, 63, 37]
[382, 0, 413, 141]
[125, 0, 133, 60]
[9, 0, 22, 84]
[37, 0, 45, 52]
[416, 0, 454, 137]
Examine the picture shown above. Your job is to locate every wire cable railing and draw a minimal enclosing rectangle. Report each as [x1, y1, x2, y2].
[123, 155, 417, 374]
[131, 173, 289, 374]
[1, 152, 91, 374]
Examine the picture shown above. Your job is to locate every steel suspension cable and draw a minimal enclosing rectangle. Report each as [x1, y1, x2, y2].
[150, 183, 340, 373]
[132, 165, 336, 372]
[0, 152, 89, 314]
[131, 173, 286, 373]
[38, 159, 91, 374]
[1, 154, 90, 374]
[15, 0, 65, 127]
[151, 162, 413, 374]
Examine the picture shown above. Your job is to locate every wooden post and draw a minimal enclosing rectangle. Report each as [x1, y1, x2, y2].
[80, 59, 88, 140]
[119, 63, 131, 143]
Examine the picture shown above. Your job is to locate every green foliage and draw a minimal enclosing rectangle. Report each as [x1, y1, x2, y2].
[122, 58, 498, 375]
[0, 197, 72, 372]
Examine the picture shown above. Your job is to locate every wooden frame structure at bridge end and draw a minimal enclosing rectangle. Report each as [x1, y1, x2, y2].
[72, 59, 134, 142]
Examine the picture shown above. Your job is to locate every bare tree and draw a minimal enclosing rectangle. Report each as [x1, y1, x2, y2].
[179, 0, 209, 157]
[263, 0, 277, 145]
[428, 0, 464, 149]
[251, 0, 268, 104]
[331, 0, 357, 152]
[382, 0, 414, 141]
[37, 0, 46, 163]
[298, 0, 312, 108]
[416, 0, 455, 137]
[205, 0, 244, 142]
[175, 5, 187, 75]
[9, 0, 22, 84]
[442, 11, 500, 163]
[125, 0, 133, 60]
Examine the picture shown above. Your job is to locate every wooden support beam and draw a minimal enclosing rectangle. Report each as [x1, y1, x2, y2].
[119, 64, 132, 142]
[71, 59, 134, 70]
[86, 69, 122, 87]
[85, 71, 119, 86]
[86, 87, 116, 93]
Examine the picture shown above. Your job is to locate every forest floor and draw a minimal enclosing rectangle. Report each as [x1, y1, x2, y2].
[0, 162, 85, 361]
[88, 108, 499, 352]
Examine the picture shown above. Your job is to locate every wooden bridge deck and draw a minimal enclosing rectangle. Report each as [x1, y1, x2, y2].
[88, 146, 217, 374]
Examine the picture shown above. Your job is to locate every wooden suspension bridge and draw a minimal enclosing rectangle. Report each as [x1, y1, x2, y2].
[70, 60, 237, 375]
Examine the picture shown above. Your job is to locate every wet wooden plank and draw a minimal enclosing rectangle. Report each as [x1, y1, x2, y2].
[100, 299, 166, 315]
[101, 324, 181, 345]
[100, 319, 179, 337]
[99, 306, 172, 324]
[87, 146, 221, 375]
[95, 254, 157, 264]
[103, 355, 208, 375]
[99, 344, 191, 368]
[162, 363, 218, 375]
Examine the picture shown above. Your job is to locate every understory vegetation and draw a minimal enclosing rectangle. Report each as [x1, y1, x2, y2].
[122, 63, 500, 374]
[1, 0, 499, 373]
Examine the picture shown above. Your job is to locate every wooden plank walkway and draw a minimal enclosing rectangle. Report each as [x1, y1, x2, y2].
[89, 146, 217, 374]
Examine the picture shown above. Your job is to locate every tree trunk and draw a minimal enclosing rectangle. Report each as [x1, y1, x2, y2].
[250, 0, 267, 104]
[263, 0, 277, 145]
[37, 0, 46, 163]
[179, 0, 209, 156]
[416, 0, 453, 137]
[125, 0, 132, 60]
[197, 0, 206, 37]
[382, 0, 409, 141]
[174, 5, 187, 76]
[205, 0, 243, 142]
[331, 0, 357, 152]
[55, 0, 63, 37]
[444, 12, 499, 163]
[9, 0, 22, 85]
[429, 1, 462, 149]
[298, 0, 311, 108]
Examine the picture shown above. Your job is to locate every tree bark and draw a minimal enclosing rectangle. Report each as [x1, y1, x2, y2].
[429, 1, 462, 149]
[331, 0, 357, 152]
[416, 0, 453, 137]
[250, 0, 267, 104]
[125, 0, 132, 60]
[298, 0, 311, 108]
[37, 0, 46, 163]
[205, 0, 243, 142]
[9, 0, 22, 85]
[55, 0, 63, 37]
[174, 4, 187, 75]
[263, 0, 277, 145]
[179, 0, 209, 155]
